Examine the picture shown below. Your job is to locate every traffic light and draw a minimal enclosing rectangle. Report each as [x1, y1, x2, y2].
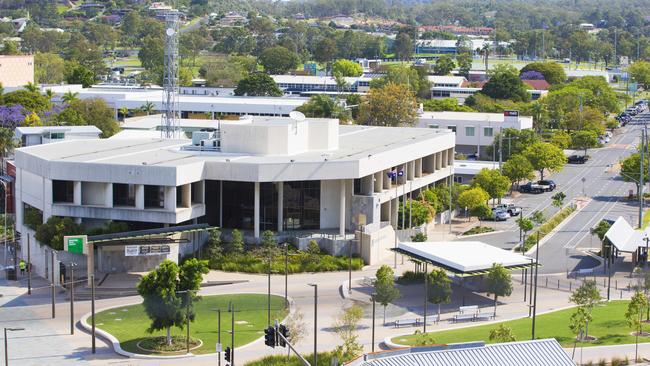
[264, 326, 276, 348]
[278, 324, 289, 347]
[224, 347, 231, 363]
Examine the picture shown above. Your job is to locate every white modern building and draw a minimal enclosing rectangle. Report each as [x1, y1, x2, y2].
[418, 111, 533, 158]
[453, 160, 500, 184]
[15, 116, 455, 274]
[42, 85, 309, 118]
[272, 75, 373, 95]
[431, 86, 548, 104]
[15, 126, 102, 147]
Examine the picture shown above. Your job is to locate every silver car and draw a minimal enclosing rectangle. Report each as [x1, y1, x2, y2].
[491, 208, 509, 221]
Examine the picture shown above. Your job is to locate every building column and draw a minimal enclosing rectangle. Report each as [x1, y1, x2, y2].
[254, 181, 260, 239]
[339, 179, 346, 236]
[73, 181, 81, 205]
[135, 184, 145, 209]
[164, 186, 176, 211]
[277, 182, 283, 232]
[104, 183, 113, 207]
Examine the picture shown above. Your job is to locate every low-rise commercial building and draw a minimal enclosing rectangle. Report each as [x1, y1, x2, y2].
[16, 116, 455, 276]
[15, 126, 102, 147]
[418, 111, 533, 158]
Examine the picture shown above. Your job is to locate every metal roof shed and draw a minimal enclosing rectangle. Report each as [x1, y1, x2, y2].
[352, 339, 574, 366]
[393, 241, 534, 277]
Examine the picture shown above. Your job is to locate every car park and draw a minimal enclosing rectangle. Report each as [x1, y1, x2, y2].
[568, 155, 589, 164]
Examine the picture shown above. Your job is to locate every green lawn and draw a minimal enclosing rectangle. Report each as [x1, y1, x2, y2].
[92, 294, 288, 355]
[392, 300, 645, 348]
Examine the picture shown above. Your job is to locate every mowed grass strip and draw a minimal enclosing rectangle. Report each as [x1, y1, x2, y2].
[393, 300, 646, 347]
[92, 294, 287, 355]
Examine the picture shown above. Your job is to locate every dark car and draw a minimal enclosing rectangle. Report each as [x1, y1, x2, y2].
[568, 155, 589, 164]
[538, 180, 556, 191]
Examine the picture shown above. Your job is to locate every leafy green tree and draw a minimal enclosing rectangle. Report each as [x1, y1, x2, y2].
[374, 265, 400, 324]
[629, 61, 650, 89]
[65, 63, 95, 88]
[620, 153, 648, 196]
[485, 263, 513, 317]
[530, 210, 546, 225]
[565, 106, 606, 134]
[569, 306, 592, 342]
[551, 192, 566, 207]
[3, 90, 51, 114]
[502, 154, 535, 188]
[0, 127, 17, 160]
[393, 32, 413, 60]
[519, 61, 566, 84]
[34, 216, 82, 250]
[358, 83, 417, 127]
[296, 95, 346, 119]
[314, 38, 337, 64]
[213, 26, 255, 54]
[398, 199, 432, 228]
[472, 204, 493, 225]
[62, 91, 79, 104]
[261, 230, 276, 248]
[456, 52, 472, 78]
[517, 217, 534, 243]
[137, 259, 209, 346]
[523, 142, 566, 180]
[411, 232, 427, 242]
[332, 59, 363, 77]
[0, 40, 20, 55]
[626, 291, 648, 337]
[591, 220, 612, 258]
[234, 73, 282, 97]
[471, 168, 510, 205]
[569, 280, 602, 340]
[433, 55, 455, 76]
[550, 130, 572, 149]
[65, 98, 120, 137]
[34, 53, 65, 84]
[428, 268, 452, 321]
[458, 187, 490, 215]
[205, 228, 222, 258]
[138, 35, 164, 71]
[333, 304, 364, 362]
[481, 64, 530, 102]
[489, 324, 516, 343]
[259, 46, 299, 74]
[571, 131, 600, 156]
[227, 229, 244, 254]
[369, 65, 421, 94]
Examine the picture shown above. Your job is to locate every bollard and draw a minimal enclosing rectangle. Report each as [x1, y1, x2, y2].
[615, 280, 618, 290]
[557, 279, 560, 290]
[569, 282, 572, 292]
[603, 278, 606, 287]
[621, 290, 623, 299]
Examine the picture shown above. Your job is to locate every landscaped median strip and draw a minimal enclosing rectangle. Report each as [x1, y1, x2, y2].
[80, 293, 290, 358]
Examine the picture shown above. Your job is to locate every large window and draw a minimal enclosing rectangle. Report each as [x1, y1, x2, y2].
[284, 181, 320, 230]
[144, 185, 165, 209]
[52, 180, 74, 203]
[222, 181, 254, 230]
[113, 183, 136, 207]
[465, 126, 475, 137]
[484, 127, 493, 137]
[447, 125, 456, 133]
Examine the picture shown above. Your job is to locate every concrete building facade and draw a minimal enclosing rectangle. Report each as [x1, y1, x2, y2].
[15, 117, 455, 276]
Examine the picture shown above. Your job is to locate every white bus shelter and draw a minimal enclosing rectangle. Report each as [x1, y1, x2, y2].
[604, 216, 650, 265]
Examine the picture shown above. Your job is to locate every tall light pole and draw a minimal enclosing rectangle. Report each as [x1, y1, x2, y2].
[531, 232, 540, 339]
[308, 283, 318, 366]
[4, 327, 24, 366]
[370, 293, 376, 353]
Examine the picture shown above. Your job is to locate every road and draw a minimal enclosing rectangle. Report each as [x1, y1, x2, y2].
[460, 114, 646, 274]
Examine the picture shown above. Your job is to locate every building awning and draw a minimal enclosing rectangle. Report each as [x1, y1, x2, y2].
[88, 223, 218, 246]
[393, 241, 534, 277]
[605, 216, 648, 253]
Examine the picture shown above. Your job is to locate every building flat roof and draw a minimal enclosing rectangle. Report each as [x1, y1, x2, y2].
[605, 216, 648, 253]
[15, 126, 102, 135]
[20, 124, 452, 166]
[453, 160, 500, 175]
[357, 339, 574, 366]
[419, 111, 533, 123]
[396, 241, 532, 274]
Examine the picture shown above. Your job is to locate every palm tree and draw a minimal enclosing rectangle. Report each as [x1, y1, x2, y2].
[44, 89, 54, 100]
[62, 91, 79, 104]
[118, 107, 129, 121]
[24, 82, 39, 93]
[479, 44, 491, 71]
[141, 101, 155, 115]
[529, 101, 547, 133]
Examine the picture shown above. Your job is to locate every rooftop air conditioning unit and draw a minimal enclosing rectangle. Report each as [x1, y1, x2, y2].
[192, 131, 212, 145]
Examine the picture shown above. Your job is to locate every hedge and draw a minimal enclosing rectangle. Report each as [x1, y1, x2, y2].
[208, 251, 364, 274]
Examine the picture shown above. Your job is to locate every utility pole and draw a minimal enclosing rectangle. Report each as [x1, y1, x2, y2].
[640, 129, 645, 229]
[531, 232, 540, 339]
[498, 127, 503, 173]
[27, 234, 31, 295]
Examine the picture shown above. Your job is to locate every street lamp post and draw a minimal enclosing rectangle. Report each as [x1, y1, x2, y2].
[284, 243, 288, 309]
[348, 238, 353, 295]
[308, 283, 318, 366]
[370, 293, 376, 353]
[4, 327, 24, 366]
[531, 232, 540, 340]
[69, 262, 76, 335]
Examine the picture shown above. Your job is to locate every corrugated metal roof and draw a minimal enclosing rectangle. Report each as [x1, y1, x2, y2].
[360, 339, 574, 366]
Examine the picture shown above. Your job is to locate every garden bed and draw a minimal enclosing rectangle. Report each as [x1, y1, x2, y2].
[521, 205, 576, 251]
[207, 251, 364, 274]
[462, 226, 495, 236]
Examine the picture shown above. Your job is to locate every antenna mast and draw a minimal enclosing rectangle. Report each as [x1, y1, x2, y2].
[162, 6, 180, 139]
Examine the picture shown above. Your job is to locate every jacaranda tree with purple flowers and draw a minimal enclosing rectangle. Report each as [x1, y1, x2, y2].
[0, 105, 26, 129]
[519, 70, 545, 80]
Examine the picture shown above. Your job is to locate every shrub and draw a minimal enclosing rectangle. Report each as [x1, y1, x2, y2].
[396, 270, 425, 285]
[462, 226, 495, 236]
[411, 232, 427, 242]
[23, 205, 43, 231]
